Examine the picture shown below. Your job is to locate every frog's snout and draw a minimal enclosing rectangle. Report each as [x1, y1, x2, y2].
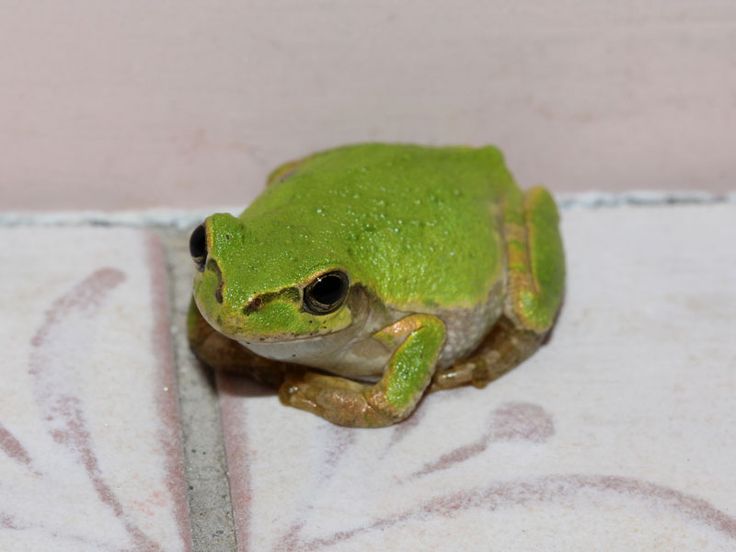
[189, 223, 207, 271]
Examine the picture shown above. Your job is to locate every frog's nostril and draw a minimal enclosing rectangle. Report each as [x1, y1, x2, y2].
[190, 224, 207, 271]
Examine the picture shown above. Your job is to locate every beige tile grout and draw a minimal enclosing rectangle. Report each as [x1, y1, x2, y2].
[555, 190, 734, 209]
[156, 228, 238, 552]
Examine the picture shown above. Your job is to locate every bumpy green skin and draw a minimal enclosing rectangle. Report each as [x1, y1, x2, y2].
[190, 143, 565, 427]
[247, 144, 516, 307]
[204, 144, 512, 316]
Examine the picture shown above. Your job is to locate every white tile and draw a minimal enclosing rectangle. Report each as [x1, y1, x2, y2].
[219, 203, 736, 551]
[0, 228, 191, 551]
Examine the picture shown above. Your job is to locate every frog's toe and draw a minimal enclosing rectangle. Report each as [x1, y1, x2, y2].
[278, 374, 318, 412]
[278, 372, 397, 427]
[278, 373, 351, 417]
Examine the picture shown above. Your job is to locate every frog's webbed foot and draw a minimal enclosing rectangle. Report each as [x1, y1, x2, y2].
[279, 372, 397, 427]
[430, 316, 541, 391]
[279, 314, 446, 428]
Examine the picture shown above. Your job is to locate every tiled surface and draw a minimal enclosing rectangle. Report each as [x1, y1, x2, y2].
[216, 204, 736, 551]
[3, 2, 736, 211]
[1, 200, 735, 551]
[162, 229, 237, 552]
[0, 228, 191, 551]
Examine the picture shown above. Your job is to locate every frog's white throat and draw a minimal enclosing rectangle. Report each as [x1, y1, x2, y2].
[238, 286, 398, 380]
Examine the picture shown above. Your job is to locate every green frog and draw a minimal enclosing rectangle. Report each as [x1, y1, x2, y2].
[188, 143, 564, 427]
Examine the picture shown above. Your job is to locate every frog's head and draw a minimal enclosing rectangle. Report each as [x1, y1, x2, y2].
[189, 213, 357, 346]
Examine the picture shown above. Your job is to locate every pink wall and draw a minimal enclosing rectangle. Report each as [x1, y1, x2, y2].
[1, 1, 735, 211]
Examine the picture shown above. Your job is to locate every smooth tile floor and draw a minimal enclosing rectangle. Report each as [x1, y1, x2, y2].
[1, 199, 735, 551]
[0, 229, 191, 551]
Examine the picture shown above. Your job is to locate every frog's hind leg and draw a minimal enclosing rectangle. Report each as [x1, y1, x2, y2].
[430, 316, 541, 390]
[503, 186, 565, 333]
[431, 186, 565, 391]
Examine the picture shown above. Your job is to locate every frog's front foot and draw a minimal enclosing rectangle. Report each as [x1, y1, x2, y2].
[278, 372, 397, 427]
[279, 313, 446, 428]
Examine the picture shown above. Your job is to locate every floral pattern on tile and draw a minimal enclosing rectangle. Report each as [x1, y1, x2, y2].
[0, 228, 191, 552]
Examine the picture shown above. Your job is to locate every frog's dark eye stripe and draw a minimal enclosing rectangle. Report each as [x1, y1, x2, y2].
[303, 271, 349, 315]
[189, 223, 207, 272]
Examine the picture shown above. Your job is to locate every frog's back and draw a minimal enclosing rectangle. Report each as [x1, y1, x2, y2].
[243, 143, 520, 311]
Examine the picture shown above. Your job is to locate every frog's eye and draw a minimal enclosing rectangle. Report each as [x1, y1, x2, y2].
[189, 223, 207, 272]
[303, 271, 349, 315]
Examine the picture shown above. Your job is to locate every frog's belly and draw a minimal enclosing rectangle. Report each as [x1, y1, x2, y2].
[433, 281, 505, 368]
[241, 333, 392, 380]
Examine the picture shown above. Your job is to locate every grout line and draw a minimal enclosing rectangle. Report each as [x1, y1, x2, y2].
[555, 190, 734, 209]
[156, 228, 238, 552]
[0, 191, 733, 228]
[0, 206, 240, 229]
